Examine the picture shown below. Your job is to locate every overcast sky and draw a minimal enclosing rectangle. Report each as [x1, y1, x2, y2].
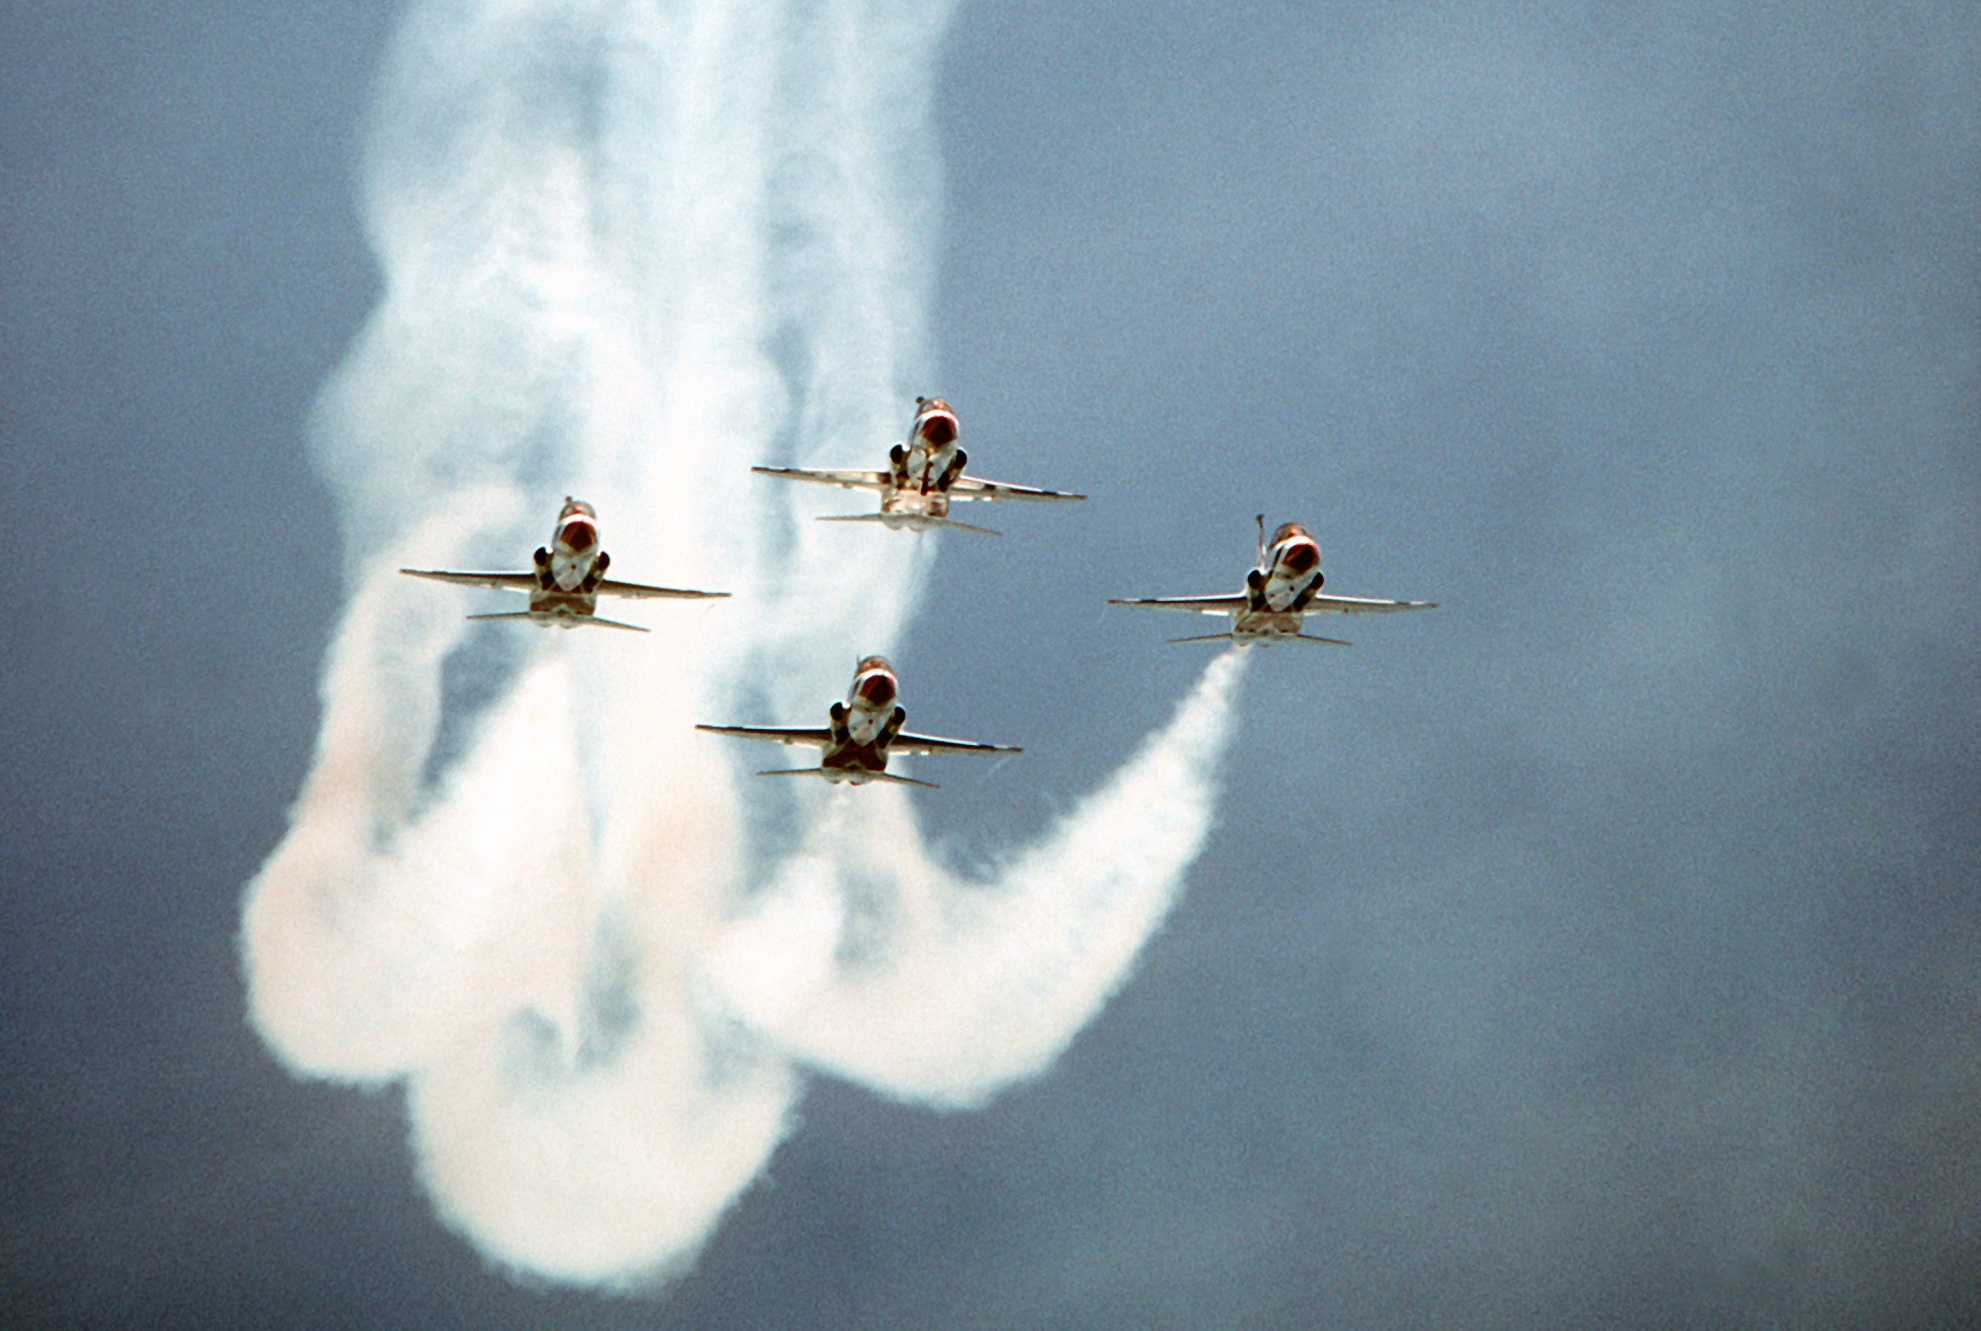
[3, 1, 1978, 1326]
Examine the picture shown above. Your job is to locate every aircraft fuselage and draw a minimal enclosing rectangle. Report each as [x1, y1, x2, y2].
[820, 656, 909, 778]
[876, 398, 965, 527]
[529, 498, 613, 622]
[1236, 522, 1327, 640]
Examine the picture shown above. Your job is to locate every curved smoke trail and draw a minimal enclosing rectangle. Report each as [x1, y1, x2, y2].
[243, 0, 1246, 1286]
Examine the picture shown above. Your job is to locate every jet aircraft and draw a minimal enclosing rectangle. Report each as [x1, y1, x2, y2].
[1109, 516, 1436, 645]
[400, 497, 728, 632]
[696, 655, 1019, 788]
[751, 397, 1084, 535]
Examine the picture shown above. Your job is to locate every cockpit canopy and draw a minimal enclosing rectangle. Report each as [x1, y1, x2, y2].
[853, 656, 898, 707]
[913, 398, 958, 447]
[1279, 541, 1319, 575]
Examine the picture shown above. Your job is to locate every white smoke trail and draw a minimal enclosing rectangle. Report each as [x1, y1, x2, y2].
[704, 650, 1248, 1108]
[242, 0, 1247, 1287]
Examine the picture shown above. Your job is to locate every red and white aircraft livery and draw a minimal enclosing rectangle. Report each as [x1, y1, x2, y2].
[751, 397, 1085, 535]
[399, 497, 728, 632]
[695, 655, 1019, 789]
[1109, 516, 1436, 646]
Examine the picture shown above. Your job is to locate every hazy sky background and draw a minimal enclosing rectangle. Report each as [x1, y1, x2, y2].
[3, 1, 1977, 1326]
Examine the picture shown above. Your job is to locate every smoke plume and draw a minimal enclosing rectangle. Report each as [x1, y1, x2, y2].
[241, 0, 1245, 1286]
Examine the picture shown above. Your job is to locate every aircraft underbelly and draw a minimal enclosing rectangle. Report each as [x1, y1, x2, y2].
[527, 590, 599, 623]
[1263, 576, 1315, 612]
[881, 490, 951, 520]
[822, 743, 887, 778]
[1233, 610, 1303, 639]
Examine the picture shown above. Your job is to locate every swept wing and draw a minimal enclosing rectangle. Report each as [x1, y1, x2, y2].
[400, 568, 723, 600]
[888, 731, 1022, 757]
[750, 466, 891, 493]
[594, 578, 727, 601]
[945, 475, 1086, 503]
[1107, 593, 1248, 616]
[693, 724, 836, 748]
[400, 569, 539, 591]
[1107, 592, 1435, 615]
[1297, 594, 1437, 614]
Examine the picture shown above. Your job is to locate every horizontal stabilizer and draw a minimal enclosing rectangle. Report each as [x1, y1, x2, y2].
[755, 768, 938, 790]
[815, 513, 1001, 537]
[464, 611, 649, 632]
[1166, 631, 1351, 647]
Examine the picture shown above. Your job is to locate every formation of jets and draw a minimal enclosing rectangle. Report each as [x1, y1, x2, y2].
[400, 399, 1435, 787]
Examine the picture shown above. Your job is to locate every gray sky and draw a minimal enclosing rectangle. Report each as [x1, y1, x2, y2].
[3, 1, 1977, 1326]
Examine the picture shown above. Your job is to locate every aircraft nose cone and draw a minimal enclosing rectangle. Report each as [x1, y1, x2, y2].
[1280, 542, 1319, 575]
[560, 518, 598, 551]
[857, 674, 896, 707]
[917, 413, 957, 447]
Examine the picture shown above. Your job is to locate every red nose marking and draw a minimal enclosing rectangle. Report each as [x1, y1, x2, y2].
[918, 414, 957, 447]
[1280, 543, 1319, 575]
[857, 673, 897, 707]
[560, 518, 598, 551]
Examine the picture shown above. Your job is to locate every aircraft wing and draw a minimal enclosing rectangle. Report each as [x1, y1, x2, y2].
[1107, 594, 1248, 616]
[752, 466, 892, 492]
[595, 578, 729, 601]
[889, 731, 1022, 757]
[1299, 594, 1439, 615]
[695, 724, 835, 748]
[399, 568, 538, 591]
[946, 475, 1086, 503]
